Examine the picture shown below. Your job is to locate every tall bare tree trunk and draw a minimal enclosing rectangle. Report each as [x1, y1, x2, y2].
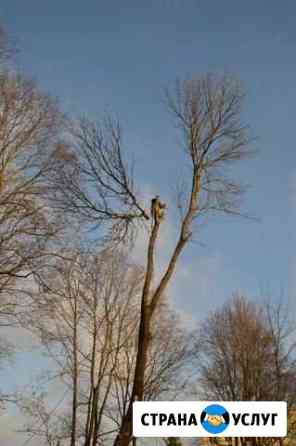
[113, 304, 151, 446]
[113, 187, 197, 446]
[113, 216, 160, 446]
[70, 294, 78, 446]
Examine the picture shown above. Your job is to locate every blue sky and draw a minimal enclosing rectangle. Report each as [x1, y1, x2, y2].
[1, 1, 296, 443]
[1, 1, 296, 327]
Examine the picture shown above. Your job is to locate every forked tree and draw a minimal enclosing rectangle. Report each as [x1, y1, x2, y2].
[52, 73, 253, 446]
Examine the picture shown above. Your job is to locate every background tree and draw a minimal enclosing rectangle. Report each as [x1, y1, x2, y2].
[0, 26, 63, 409]
[196, 295, 296, 446]
[19, 248, 193, 446]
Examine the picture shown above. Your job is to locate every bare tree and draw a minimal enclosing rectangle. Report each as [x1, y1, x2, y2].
[33, 73, 252, 445]
[20, 248, 138, 446]
[0, 72, 63, 289]
[196, 295, 296, 446]
[113, 74, 252, 446]
[0, 69, 63, 409]
[19, 248, 193, 446]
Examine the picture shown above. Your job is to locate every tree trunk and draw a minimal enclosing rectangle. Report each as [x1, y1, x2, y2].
[70, 294, 78, 446]
[113, 185, 198, 446]
[113, 214, 160, 446]
[113, 298, 151, 446]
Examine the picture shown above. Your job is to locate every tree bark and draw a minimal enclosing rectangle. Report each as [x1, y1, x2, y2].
[113, 177, 200, 446]
[113, 214, 160, 446]
[70, 293, 78, 446]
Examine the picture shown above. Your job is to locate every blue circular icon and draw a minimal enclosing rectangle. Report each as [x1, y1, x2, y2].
[200, 404, 230, 434]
